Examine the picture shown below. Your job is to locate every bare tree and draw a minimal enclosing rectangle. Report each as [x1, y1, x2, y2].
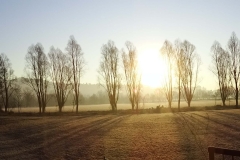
[98, 40, 121, 111]
[211, 41, 231, 106]
[227, 32, 240, 108]
[122, 41, 142, 111]
[25, 43, 49, 113]
[174, 40, 184, 111]
[0, 53, 15, 112]
[66, 36, 85, 113]
[161, 40, 174, 108]
[49, 47, 72, 112]
[180, 40, 201, 107]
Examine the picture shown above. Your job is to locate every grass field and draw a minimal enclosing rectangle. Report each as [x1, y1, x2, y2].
[1, 109, 240, 159]
[11, 99, 236, 113]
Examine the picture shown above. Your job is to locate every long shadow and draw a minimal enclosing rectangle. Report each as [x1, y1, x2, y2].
[209, 110, 240, 121]
[63, 114, 131, 159]
[0, 114, 131, 159]
[180, 113, 209, 132]
[188, 112, 240, 151]
[193, 112, 240, 133]
[174, 113, 207, 160]
[1, 114, 100, 142]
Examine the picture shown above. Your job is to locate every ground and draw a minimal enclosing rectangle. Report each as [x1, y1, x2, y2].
[11, 99, 236, 113]
[1, 109, 240, 159]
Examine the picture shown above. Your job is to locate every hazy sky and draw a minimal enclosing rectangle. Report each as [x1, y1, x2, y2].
[1, 0, 240, 90]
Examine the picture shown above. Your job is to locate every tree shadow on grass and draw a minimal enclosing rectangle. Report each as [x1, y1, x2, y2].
[0, 115, 131, 159]
[178, 111, 240, 159]
[174, 113, 207, 160]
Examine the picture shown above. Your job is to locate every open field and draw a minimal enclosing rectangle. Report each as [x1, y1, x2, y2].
[11, 99, 236, 113]
[1, 109, 240, 159]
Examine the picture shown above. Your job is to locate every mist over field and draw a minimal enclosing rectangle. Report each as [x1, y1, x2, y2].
[2, 1, 240, 159]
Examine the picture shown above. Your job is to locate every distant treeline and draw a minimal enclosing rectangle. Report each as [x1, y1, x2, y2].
[5, 84, 217, 110]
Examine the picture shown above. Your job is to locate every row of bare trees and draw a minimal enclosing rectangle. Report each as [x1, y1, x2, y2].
[211, 32, 240, 107]
[24, 36, 85, 113]
[160, 32, 240, 109]
[98, 40, 142, 112]
[1, 38, 141, 113]
[3, 33, 239, 113]
[161, 40, 201, 110]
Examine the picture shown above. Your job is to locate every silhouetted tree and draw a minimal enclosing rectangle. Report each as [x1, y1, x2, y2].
[49, 47, 72, 112]
[174, 40, 185, 111]
[227, 32, 240, 108]
[180, 40, 201, 107]
[211, 41, 231, 106]
[25, 43, 49, 113]
[0, 53, 15, 112]
[161, 40, 174, 108]
[66, 36, 85, 113]
[122, 41, 142, 110]
[98, 40, 121, 111]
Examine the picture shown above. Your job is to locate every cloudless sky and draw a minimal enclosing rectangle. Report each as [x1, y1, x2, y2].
[1, 0, 240, 90]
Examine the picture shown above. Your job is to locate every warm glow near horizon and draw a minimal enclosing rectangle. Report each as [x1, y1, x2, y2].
[138, 48, 167, 88]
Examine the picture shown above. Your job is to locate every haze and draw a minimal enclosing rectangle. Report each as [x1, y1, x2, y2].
[1, 0, 240, 90]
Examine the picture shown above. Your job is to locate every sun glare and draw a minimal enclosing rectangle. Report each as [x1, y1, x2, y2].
[138, 48, 167, 88]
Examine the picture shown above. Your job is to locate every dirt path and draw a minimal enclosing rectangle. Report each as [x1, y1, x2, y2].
[1, 110, 240, 159]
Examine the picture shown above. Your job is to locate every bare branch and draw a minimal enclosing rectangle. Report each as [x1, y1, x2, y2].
[98, 40, 121, 111]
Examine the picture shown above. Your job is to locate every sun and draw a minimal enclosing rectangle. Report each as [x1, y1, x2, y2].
[138, 48, 167, 88]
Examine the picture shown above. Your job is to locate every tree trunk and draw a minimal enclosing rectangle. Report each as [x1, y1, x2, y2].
[115, 103, 117, 111]
[59, 106, 62, 113]
[235, 81, 238, 108]
[75, 89, 79, 113]
[168, 101, 172, 108]
[178, 76, 181, 112]
[178, 92, 180, 112]
[4, 97, 8, 112]
[111, 102, 117, 112]
[42, 105, 45, 113]
[222, 99, 226, 106]
[131, 101, 134, 110]
[187, 101, 191, 107]
[76, 97, 79, 113]
[4, 81, 8, 112]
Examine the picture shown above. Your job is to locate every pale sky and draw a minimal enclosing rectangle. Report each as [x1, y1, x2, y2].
[1, 0, 240, 90]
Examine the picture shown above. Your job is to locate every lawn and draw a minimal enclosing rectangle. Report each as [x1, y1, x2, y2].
[11, 99, 236, 113]
[1, 109, 240, 159]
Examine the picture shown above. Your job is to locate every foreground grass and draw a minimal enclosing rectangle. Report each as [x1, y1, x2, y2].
[1, 109, 240, 159]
